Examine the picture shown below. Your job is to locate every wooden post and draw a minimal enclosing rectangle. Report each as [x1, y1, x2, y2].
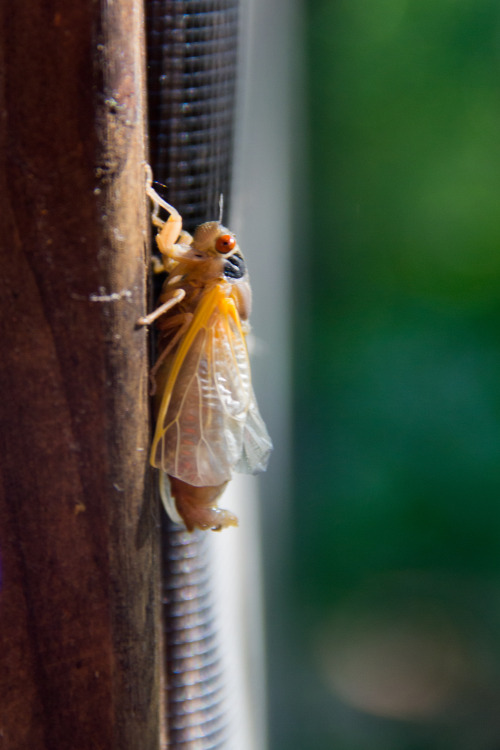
[0, 2, 160, 749]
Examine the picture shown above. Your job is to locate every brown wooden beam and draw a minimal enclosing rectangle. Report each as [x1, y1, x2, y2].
[0, 2, 160, 749]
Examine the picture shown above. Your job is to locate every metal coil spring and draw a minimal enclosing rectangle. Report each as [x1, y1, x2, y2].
[162, 525, 229, 748]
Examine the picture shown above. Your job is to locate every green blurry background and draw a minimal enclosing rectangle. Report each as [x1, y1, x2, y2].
[279, 1, 500, 748]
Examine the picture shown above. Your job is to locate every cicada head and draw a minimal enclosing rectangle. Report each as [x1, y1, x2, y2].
[190, 222, 248, 286]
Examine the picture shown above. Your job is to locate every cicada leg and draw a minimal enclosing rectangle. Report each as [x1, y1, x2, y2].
[137, 287, 186, 327]
[145, 170, 191, 266]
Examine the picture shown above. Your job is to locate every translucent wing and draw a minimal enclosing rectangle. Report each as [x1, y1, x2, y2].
[234, 391, 273, 475]
[151, 284, 272, 487]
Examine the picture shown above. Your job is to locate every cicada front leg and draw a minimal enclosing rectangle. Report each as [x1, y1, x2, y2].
[145, 168, 192, 269]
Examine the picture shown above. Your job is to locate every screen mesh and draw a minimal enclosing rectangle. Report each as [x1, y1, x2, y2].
[147, 0, 239, 229]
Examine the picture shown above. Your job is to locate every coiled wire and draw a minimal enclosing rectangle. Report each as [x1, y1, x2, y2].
[162, 528, 228, 748]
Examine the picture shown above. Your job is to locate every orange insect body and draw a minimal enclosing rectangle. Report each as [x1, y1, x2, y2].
[139, 173, 272, 531]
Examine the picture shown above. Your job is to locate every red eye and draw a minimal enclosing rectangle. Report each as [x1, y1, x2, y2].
[215, 234, 236, 254]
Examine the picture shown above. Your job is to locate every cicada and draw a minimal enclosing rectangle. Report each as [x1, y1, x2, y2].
[138, 171, 272, 531]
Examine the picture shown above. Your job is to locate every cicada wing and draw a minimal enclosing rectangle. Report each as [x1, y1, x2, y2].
[151, 287, 253, 487]
[234, 390, 273, 475]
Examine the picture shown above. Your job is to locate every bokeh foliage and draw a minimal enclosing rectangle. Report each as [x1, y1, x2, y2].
[287, 2, 500, 748]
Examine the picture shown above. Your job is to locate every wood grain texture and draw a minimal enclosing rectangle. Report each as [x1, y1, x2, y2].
[0, 2, 160, 749]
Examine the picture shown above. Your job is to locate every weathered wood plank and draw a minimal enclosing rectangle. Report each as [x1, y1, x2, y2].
[0, 2, 160, 748]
